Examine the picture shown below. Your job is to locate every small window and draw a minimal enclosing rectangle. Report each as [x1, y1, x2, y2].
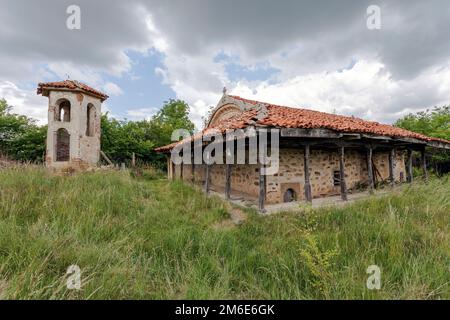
[283, 188, 297, 203]
[333, 170, 341, 186]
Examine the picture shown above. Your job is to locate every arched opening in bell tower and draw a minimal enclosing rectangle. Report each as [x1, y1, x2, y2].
[86, 103, 96, 137]
[55, 99, 71, 122]
[56, 128, 70, 161]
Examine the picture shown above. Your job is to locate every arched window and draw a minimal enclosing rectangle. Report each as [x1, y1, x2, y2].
[55, 100, 71, 122]
[283, 188, 297, 203]
[56, 128, 70, 161]
[86, 104, 95, 137]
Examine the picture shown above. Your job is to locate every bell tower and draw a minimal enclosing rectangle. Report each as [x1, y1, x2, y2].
[37, 80, 109, 170]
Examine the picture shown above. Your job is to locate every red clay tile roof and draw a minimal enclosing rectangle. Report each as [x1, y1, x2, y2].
[155, 95, 450, 152]
[37, 80, 109, 101]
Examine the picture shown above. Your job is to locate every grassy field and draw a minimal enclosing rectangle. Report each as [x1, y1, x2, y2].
[0, 167, 448, 299]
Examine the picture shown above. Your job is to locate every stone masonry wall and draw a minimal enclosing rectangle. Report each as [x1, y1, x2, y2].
[174, 147, 406, 204]
[178, 162, 260, 198]
[46, 91, 102, 170]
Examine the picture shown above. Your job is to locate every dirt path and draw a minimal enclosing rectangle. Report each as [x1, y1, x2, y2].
[212, 204, 247, 230]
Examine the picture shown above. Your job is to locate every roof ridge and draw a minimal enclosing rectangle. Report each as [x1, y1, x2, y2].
[229, 94, 372, 123]
[37, 80, 109, 101]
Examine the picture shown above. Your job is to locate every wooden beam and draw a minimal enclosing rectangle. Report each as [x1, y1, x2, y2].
[373, 162, 383, 184]
[388, 148, 395, 187]
[339, 146, 348, 201]
[280, 138, 388, 149]
[421, 148, 428, 183]
[341, 133, 362, 140]
[362, 134, 392, 141]
[281, 128, 342, 138]
[280, 128, 450, 149]
[427, 140, 450, 150]
[304, 144, 313, 202]
[225, 164, 232, 200]
[100, 150, 113, 166]
[398, 137, 427, 145]
[406, 149, 413, 183]
[367, 147, 375, 193]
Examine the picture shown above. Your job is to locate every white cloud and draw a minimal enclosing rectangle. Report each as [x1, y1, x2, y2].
[139, 0, 450, 129]
[2, 0, 450, 131]
[46, 62, 103, 86]
[0, 81, 48, 124]
[0, 1, 157, 81]
[103, 82, 124, 96]
[126, 107, 159, 120]
[231, 60, 450, 124]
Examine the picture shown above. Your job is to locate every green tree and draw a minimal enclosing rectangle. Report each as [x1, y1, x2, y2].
[101, 115, 155, 165]
[395, 106, 450, 172]
[395, 106, 450, 140]
[100, 99, 195, 169]
[150, 99, 195, 146]
[0, 99, 46, 162]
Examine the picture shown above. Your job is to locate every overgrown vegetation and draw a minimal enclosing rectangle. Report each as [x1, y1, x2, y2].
[395, 106, 450, 142]
[100, 99, 194, 170]
[0, 167, 448, 299]
[395, 106, 450, 173]
[0, 99, 46, 162]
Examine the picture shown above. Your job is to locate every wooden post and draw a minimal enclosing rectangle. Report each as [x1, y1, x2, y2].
[388, 148, 395, 187]
[421, 148, 428, 183]
[191, 148, 195, 184]
[258, 136, 267, 213]
[304, 144, 312, 203]
[406, 149, 413, 183]
[367, 147, 374, 193]
[180, 162, 183, 180]
[339, 146, 348, 201]
[171, 159, 175, 180]
[131, 152, 136, 168]
[204, 164, 210, 194]
[225, 164, 232, 200]
[166, 156, 170, 179]
[258, 163, 266, 212]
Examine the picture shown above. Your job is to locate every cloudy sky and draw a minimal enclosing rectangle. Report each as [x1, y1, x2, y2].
[1, 0, 450, 129]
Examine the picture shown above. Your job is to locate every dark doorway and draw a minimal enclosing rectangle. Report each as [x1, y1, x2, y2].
[56, 128, 70, 161]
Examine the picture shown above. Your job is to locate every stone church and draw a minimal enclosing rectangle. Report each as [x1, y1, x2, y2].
[156, 90, 450, 211]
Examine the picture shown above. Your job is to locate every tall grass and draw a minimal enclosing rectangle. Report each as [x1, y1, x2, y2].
[0, 167, 448, 299]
